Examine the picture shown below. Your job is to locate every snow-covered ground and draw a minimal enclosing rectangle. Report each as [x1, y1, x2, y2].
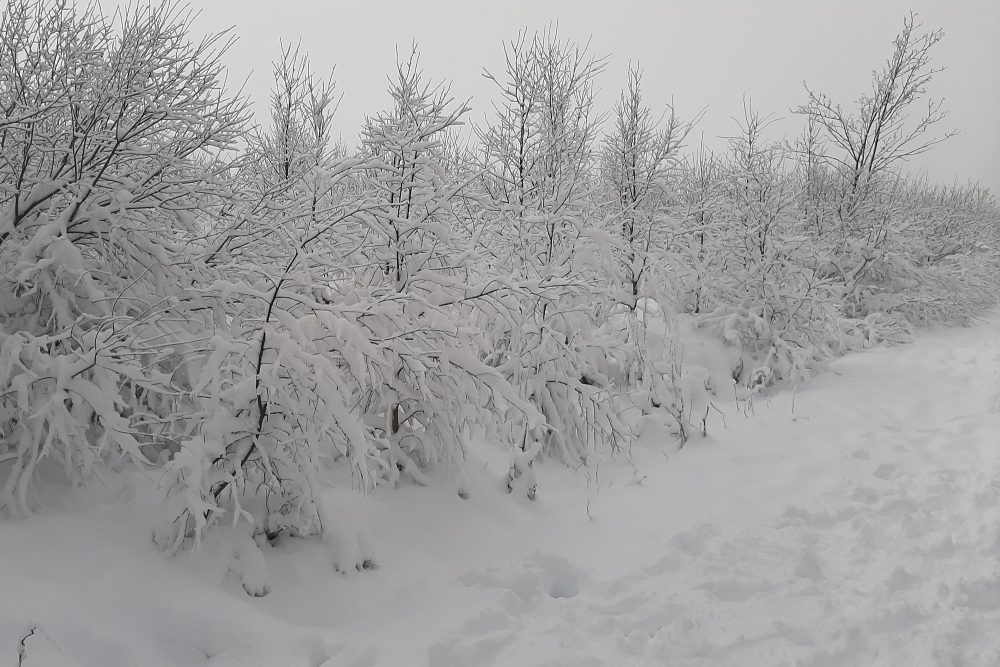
[5, 314, 1000, 666]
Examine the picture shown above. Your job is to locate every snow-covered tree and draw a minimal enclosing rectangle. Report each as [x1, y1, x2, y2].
[478, 28, 628, 466]
[0, 0, 249, 515]
[352, 47, 537, 484]
[795, 12, 960, 320]
[601, 64, 689, 309]
[155, 44, 374, 548]
[157, 45, 537, 549]
[697, 103, 840, 387]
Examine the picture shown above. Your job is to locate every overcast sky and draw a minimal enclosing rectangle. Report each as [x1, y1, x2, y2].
[182, 0, 999, 192]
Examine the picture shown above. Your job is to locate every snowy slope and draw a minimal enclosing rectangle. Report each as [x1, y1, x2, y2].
[5, 315, 1000, 666]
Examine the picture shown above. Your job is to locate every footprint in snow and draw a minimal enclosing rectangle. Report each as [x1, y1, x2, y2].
[793, 549, 825, 581]
[955, 575, 1000, 611]
[849, 485, 883, 504]
[667, 522, 722, 557]
[459, 552, 585, 605]
[873, 463, 902, 480]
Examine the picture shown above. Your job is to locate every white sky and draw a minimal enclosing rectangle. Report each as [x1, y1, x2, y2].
[184, 0, 1000, 192]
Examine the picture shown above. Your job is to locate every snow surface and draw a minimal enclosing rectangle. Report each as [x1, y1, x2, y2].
[5, 315, 1000, 666]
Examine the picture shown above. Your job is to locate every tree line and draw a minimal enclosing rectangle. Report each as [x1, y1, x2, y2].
[0, 2, 996, 560]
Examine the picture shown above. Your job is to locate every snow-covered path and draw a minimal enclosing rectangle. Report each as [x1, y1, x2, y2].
[5, 316, 1000, 666]
[412, 318, 1000, 666]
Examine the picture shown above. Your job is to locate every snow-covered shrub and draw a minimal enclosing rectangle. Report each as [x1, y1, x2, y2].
[853, 180, 1000, 326]
[474, 28, 632, 465]
[688, 105, 843, 388]
[0, 1, 248, 515]
[793, 14, 1000, 330]
[153, 45, 373, 547]
[353, 50, 539, 481]
[155, 47, 539, 549]
[837, 312, 914, 350]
